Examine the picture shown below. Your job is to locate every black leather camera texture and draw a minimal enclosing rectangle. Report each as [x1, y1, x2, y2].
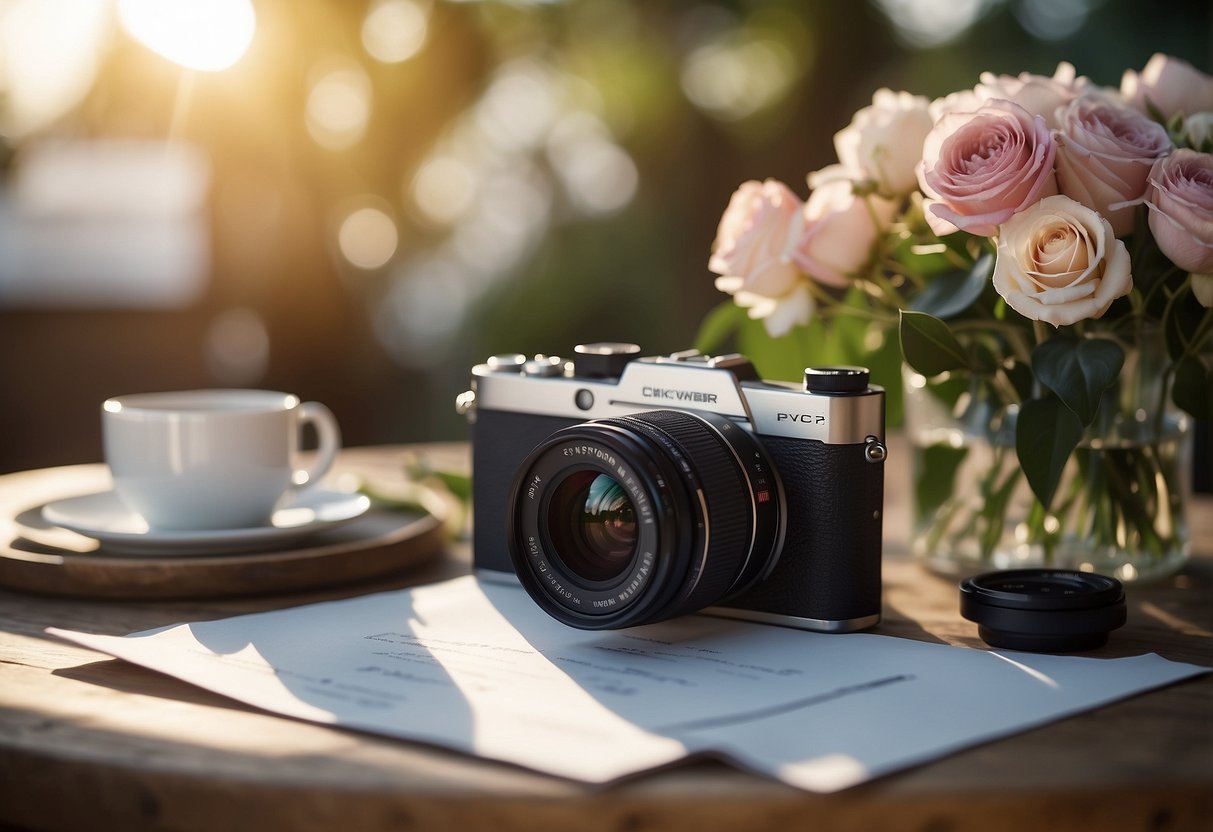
[720, 435, 883, 623]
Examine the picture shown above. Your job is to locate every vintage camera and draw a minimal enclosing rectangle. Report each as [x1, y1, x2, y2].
[459, 343, 886, 633]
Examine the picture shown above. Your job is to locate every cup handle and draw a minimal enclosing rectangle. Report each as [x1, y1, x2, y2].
[292, 401, 341, 491]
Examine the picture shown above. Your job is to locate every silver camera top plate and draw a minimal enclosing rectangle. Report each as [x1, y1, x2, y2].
[468, 349, 884, 445]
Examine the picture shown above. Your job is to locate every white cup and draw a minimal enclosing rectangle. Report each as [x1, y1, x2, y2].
[102, 389, 341, 531]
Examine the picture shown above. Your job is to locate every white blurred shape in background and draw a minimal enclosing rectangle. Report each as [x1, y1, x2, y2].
[0, 140, 211, 308]
[0, 0, 111, 139]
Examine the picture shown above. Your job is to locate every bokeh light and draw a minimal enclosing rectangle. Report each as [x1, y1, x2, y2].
[681, 38, 796, 122]
[0, 0, 109, 138]
[873, 0, 993, 48]
[338, 205, 399, 270]
[117, 0, 256, 72]
[361, 0, 429, 64]
[205, 307, 270, 384]
[547, 113, 637, 215]
[306, 64, 373, 151]
[410, 157, 478, 226]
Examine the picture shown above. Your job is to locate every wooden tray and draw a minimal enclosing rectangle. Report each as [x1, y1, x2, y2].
[0, 464, 447, 600]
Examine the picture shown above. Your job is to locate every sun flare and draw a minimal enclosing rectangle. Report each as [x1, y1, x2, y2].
[117, 0, 256, 72]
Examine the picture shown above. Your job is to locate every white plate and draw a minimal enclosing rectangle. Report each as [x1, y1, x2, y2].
[40, 488, 371, 556]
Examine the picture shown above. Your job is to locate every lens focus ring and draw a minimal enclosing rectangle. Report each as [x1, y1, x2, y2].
[606, 411, 751, 616]
[507, 408, 785, 629]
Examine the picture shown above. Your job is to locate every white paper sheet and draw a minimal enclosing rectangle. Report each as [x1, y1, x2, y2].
[48, 576, 1207, 791]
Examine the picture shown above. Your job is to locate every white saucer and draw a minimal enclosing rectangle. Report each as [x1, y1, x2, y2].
[40, 487, 371, 556]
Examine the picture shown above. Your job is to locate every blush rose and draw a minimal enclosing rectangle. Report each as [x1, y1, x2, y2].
[974, 62, 1090, 129]
[708, 179, 805, 299]
[1144, 149, 1213, 275]
[917, 99, 1058, 237]
[792, 175, 897, 288]
[1121, 54, 1213, 119]
[1054, 94, 1173, 235]
[992, 195, 1132, 326]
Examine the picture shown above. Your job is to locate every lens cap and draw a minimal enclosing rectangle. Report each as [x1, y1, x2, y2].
[959, 569, 1126, 653]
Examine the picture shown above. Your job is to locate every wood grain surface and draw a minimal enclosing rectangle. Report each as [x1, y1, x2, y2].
[0, 443, 1210, 832]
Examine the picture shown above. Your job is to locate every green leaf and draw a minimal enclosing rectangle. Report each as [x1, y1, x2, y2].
[1016, 396, 1083, 511]
[899, 310, 968, 377]
[910, 252, 993, 320]
[1032, 338, 1125, 426]
[694, 300, 746, 354]
[1172, 352, 1213, 420]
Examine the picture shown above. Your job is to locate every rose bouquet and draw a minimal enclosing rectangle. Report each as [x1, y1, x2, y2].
[701, 54, 1213, 579]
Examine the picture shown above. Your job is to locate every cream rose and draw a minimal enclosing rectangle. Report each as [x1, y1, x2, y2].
[917, 99, 1058, 237]
[928, 88, 983, 123]
[792, 175, 897, 287]
[708, 179, 805, 298]
[1182, 112, 1213, 150]
[992, 195, 1132, 326]
[719, 282, 815, 338]
[1193, 274, 1213, 308]
[1145, 149, 1213, 274]
[1121, 54, 1213, 119]
[831, 88, 934, 196]
[1054, 94, 1173, 235]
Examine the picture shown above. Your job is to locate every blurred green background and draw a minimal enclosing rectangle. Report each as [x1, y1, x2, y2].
[0, 0, 1208, 471]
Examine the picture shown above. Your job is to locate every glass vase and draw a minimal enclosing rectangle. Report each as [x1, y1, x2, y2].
[905, 333, 1192, 583]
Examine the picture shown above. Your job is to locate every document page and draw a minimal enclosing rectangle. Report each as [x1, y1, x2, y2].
[49, 576, 1206, 792]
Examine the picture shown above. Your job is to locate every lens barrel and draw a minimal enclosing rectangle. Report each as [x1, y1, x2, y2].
[507, 409, 785, 629]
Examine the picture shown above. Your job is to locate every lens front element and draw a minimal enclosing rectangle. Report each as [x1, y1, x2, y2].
[546, 471, 638, 583]
[507, 409, 785, 629]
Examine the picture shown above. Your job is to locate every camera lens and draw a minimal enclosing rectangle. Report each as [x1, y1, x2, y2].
[508, 409, 785, 629]
[545, 471, 638, 583]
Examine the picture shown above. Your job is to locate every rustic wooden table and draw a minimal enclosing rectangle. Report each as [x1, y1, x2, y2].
[1, 443, 1210, 832]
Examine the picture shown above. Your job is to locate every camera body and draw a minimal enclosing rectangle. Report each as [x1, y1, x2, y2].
[462, 344, 886, 633]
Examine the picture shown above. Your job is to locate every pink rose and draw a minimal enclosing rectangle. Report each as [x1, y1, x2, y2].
[992, 195, 1132, 326]
[1145, 149, 1213, 274]
[930, 63, 1091, 127]
[791, 176, 896, 287]
[831, 88, 934, 196]
[1121, 54, 1213, 119]
[974, 62, 1090, 129]
[1054, 94, 1173, 235]
[708, 179, 805, 298]
[917, 99, 1058, 237]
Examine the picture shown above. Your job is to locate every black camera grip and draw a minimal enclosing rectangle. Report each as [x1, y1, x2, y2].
[724, 437, 883, 624]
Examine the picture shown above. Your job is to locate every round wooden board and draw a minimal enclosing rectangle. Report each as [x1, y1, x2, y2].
[0, 464, 447, 600]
